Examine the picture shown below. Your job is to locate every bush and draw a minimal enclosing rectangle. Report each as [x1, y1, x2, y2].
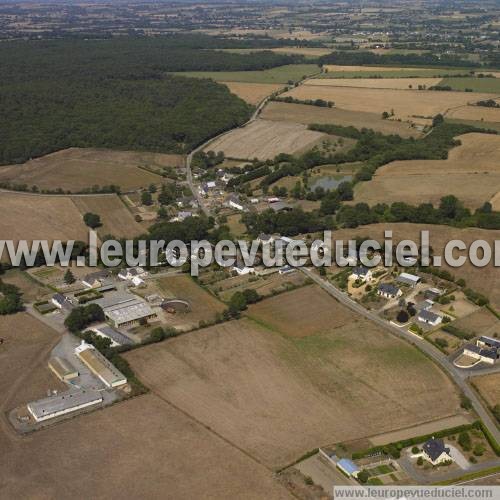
[473, 443, 485, 456]
[412, 446, 420, 454]
[458, 431, 472, 452]
[417, 456, 423, 466]
[150, 327, 166, 342]
[357, 470, 369, 484]
[396, 310, 409, 323]
[493, 404, 500, 423]
[435, 338, 449, 349]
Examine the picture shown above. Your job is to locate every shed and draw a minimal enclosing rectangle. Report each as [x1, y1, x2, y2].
[337, 458, 361, 478]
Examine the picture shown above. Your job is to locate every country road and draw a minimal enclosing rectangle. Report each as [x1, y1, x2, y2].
[300, 267, 500, 446]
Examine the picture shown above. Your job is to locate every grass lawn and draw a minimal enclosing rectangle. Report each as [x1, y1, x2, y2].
[173, 64, 320, 84]
[367, 478, 383, 485]
[438, 77, 500, 93]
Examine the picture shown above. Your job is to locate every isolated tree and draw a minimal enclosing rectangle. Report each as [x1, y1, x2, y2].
[396, 310, 409, 323]
[83, 212, 101, 229]
[433, 113, 444, 127]
[64, 269, 76, 285]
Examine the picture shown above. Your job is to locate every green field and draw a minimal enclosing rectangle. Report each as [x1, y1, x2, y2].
[438, 77, 500, 93]
[445, 118, 500, 132]
[173, 64, 320, 83]
[316, 68, 470, 79]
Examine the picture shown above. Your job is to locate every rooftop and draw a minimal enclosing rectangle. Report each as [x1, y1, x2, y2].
[378, 283, 399, 295]
[91, 326, 134, 346]
[104, 298, 156, 325]
[423, 438, 450, 462]
[418, 309, 442, 322]
[337, 458, 360, 475]
[28, 389, 102, 420]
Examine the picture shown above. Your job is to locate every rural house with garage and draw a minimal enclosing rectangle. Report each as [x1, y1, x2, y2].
[417, 309, 443, 326]
[350, 266, 372, 282]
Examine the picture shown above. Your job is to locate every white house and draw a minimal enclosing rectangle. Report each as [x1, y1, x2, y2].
[350, 266, 373, 282]
[232, 263, 255, 276]
[463, 336, 500, 365]
[377, 283, 402, 299]
[226, 194, 244, 211]
[422, 438, 452, 466]
[417, 309, 442, 326]
[81, 270, 110, 289]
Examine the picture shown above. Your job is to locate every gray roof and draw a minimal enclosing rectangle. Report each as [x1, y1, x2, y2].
[103, 298, 156, 326]
[465, 344, 498, 360]
[423, 438, 450, 462]
[83, 270, 110, 283]
[378, 283, 400, 296]
[92, 326, 134, 346]
[396, 273, 421, 286]
[418, 309, 441, 322]
[28, 389, 102, 420]
[479, 336, 500, 350]
[352, 266, 370, 276]
[269, 201, 292, 212]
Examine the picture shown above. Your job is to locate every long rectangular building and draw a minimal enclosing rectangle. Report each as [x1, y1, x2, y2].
[75, 341, 127, 388]
[48, 356, 79, 382]
[27, 389, 102, 422]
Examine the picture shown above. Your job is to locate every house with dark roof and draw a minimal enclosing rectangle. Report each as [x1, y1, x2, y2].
[82, 270, 110, 289]
[51, 293, 74, 311]
[422, 438, 452, 465]
[377, 283, 402, 299]
[350, 266, 372, 282]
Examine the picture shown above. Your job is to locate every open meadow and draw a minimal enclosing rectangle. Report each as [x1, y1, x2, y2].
[438, 77, 500, 93]
[127, 286, 461, 468]
[281, 85, 499, 124]
[205, 119, 327, 160]
[261, 101, 420, 137]
[353, 133, 500, 209]
[319, 65, 469, 78]
[173, 64, 319, 84]
[0, 148, 176, 192]
[222, 82, 284, 105]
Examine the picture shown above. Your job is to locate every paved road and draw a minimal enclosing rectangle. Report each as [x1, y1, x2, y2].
[300, 267, 500, 446]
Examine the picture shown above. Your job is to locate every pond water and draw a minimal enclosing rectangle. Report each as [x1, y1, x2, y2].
[309, 174, 353, 191]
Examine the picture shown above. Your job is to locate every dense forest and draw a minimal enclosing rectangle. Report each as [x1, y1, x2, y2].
[0, 36, 304, 164]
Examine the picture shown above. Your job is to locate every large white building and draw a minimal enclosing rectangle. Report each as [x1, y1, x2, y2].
[27, 389, 102, 422]
[75, 341, 127, 388]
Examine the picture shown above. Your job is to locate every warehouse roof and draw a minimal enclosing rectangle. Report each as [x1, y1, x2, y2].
[48, 356, 78, 380]
[104, 298, 155, 325]
[28, 389, 102, 420]
[397, 272, 421, 286]
[91, 326, 134, 346]
[337, 458, 360, 476]
[75, 342, 127, 387]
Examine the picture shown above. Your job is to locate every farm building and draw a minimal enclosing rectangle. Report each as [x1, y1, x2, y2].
[90, 326, 135, 347]
[75, 341, 127, 388]
[350, 266, 372, 282]
[377, 283, 402, 299]
[27, 389, 102, 422]
[51, 293, 74, 311]
[417, 309, 442, 326]
[396, 272, 421, 287]
[48, 356, 78, 382]
[336, 458, 361, 478]
[82, 270, 111, 289]
[422, 438, 452, 466]
[118, 267, 147, 281]
[93, 294, 157, 328]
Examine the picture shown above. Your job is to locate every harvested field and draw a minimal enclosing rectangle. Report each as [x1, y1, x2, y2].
[490, 191, 500, 211]
[223, 82, 283, 105]
[1, 394, 291, 500]
[447, 103, 500, 123]
[205, 119, 326, 160]
[305, 77, 441, 90]
[472, 373, 500, 408]
[0, 313, 64, 413]
[247, 285, 353, 337]
[0, 148, 175, 192]
[174, 64, 319, 84]
[353, 133, 500, 209]
[331, 223, 500, 310]
[72, 195, 144, 238]
[127, 307, 460, 468]
[0, 192, 89, 245]
[261, 101, 419, 137]
[281, 85, 497, 123]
